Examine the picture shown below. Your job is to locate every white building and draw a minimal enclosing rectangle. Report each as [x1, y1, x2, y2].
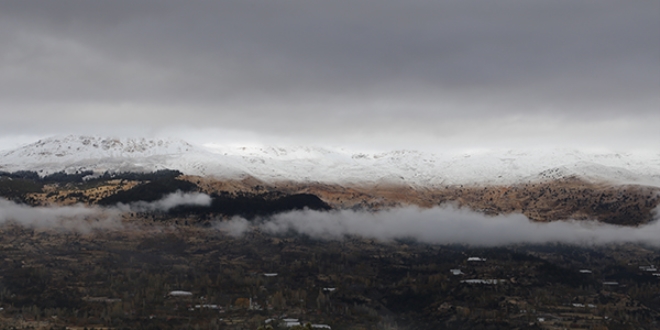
[283, 319, 300, 327]
[461, 279, 505, 284]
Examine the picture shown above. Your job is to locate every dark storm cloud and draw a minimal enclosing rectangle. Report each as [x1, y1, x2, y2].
[0, 1, 658, 148]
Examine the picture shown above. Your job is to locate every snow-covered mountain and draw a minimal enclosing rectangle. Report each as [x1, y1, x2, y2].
[1, 135, 659, 187]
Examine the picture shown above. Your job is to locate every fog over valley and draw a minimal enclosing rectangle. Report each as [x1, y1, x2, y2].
[221, 206, 660, 247]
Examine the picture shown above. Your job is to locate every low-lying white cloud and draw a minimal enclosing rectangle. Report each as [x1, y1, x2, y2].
[0, 191, 212, 233]
[214, 216, 250, 237]
[0, 198, 120, 233]
[5, 193, 659, 246]
[121, 191, 212, 212]
[220, 206, 660, 247]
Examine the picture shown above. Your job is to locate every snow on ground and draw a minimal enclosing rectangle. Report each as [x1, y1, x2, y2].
[1, 135, 659, 187]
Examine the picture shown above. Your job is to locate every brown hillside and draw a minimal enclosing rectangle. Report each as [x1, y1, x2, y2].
[182, 175, 660, 225]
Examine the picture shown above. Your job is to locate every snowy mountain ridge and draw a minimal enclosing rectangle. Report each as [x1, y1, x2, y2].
[2, 135, 195, 160]
[1, 135, 659, 187]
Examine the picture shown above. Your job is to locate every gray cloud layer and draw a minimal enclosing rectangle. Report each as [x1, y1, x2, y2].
[219, 207, 660, 247]
[0, 1, 658, 150]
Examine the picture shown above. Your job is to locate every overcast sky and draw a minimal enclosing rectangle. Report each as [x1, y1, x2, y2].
[0, 1, 658, 152]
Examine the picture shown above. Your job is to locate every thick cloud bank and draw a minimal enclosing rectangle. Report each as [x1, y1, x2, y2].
[0, 191, 212, 232]
[219, 207, 660, 247]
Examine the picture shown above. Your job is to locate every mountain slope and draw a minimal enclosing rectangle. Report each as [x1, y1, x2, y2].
[1, 135, 659, 187]
[2, 135, 660, 225]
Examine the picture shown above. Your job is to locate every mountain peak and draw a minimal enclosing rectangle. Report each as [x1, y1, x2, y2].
[3, 135, 195, 159]
[0, 135, 205, 176]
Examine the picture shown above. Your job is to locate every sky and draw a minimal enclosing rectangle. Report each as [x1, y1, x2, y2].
[0, 1, 658, 152]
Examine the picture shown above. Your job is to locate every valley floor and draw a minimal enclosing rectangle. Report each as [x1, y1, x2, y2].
[0, 222, 658, 330]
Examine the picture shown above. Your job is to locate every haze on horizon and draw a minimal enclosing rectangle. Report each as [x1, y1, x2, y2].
[0, 1, 658, 152]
